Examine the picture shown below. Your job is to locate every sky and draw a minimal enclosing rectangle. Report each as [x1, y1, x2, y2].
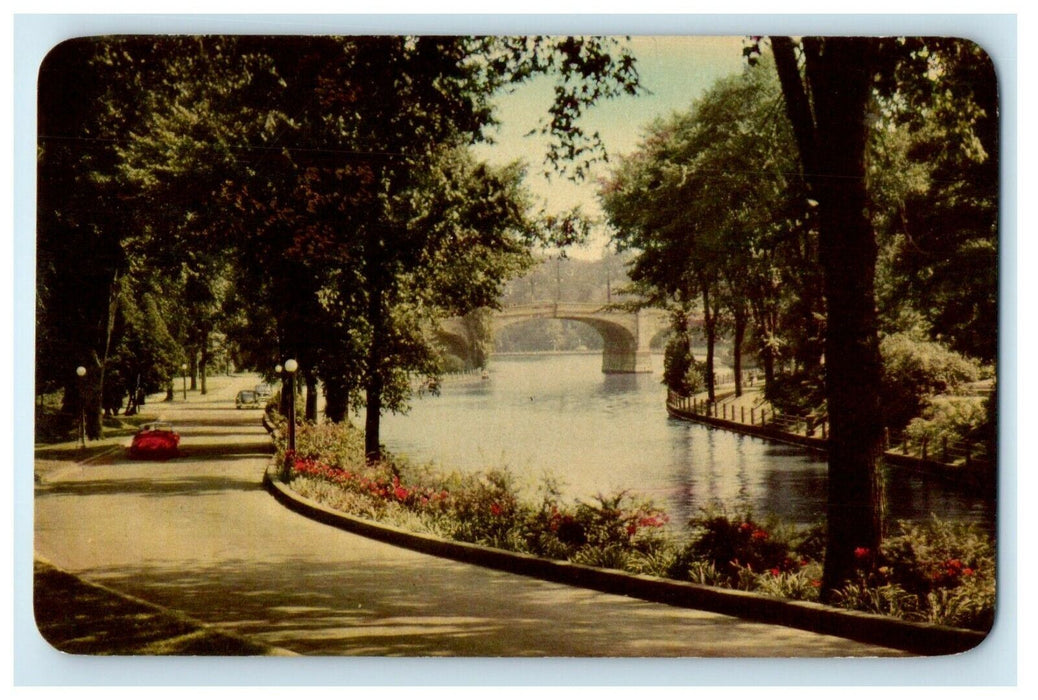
[472, 36, 750, 260]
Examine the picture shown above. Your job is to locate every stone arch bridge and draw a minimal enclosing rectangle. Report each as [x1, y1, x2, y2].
[439, 302, 673, 374]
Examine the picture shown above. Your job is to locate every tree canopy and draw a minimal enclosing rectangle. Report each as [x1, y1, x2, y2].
[36, 35, 642, 456]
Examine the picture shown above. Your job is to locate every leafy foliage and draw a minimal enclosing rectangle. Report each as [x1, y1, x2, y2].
[879, 332, 983, 432]
[671, 510, 806, 586]
[662, 315, 703, 394]
[904, 396, 990, 451]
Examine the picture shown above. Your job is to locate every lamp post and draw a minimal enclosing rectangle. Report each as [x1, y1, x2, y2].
[181, 363, 188, 400]
[282, 358, 298, 482]
[75, 366, 87, 450]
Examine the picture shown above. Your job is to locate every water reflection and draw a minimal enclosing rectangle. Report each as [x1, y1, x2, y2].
[381, 354, 994, 531]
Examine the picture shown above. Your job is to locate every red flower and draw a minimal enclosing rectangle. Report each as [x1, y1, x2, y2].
[853, 547, 870, 560]
[769, 567, 781, 577]
[637, 514, 668, 528]
[490, 503, 503, 516]
[751, 529, 769, 542]
[963, 567, 975, 576]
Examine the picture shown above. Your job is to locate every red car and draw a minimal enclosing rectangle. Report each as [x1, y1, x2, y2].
[129, 422, 181, 459]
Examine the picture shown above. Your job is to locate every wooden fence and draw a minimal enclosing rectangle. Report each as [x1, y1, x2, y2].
[666, 390, 992, 471]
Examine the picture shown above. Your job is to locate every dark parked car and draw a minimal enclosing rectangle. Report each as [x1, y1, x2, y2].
[128, 422, 180, 460]
[236, 390, 262, 409]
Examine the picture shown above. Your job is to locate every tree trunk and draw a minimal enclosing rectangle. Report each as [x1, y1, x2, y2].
[364, 372, 383, 463]
[773, 36, 886, 595]
[733, 306, 746, 397]
[364, 272, 386, 463]
[701, 284, 715, 402]
[305, 372, 318, 423]
[323, 379, 349, 423]
[199, 336, 209, 395]
[762, 346, 775, 388]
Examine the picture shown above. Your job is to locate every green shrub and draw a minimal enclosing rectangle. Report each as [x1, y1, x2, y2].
[880, 332, 982, 432]
[625, 547, 679, 578]
[677, 510, 800, 586]
[764, 366, 826, 416]
[922, 573, 996, 631]
[904, 396, 989, 453]
[439, 354, 468, 374]
[663, 331, 696, 394]
[686, 561, 728, 587]
[880, 517, 994, 596]
[832, 581, 920, 619]
[440, 469, 525, 547]
[753, 562, 823, 602]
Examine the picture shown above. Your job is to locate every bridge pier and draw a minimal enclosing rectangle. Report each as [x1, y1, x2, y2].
[602, 348, 654, 374]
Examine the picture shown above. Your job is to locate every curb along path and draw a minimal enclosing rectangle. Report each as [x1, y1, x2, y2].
[264, 467, 986, 656]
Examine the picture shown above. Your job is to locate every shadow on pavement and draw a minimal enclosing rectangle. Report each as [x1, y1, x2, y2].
[36, 473, 265, 498]
[34, 560, 284, 655]
[77, 555, 901, 657]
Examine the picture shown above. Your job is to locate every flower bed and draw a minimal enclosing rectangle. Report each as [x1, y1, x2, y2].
[276, 421, 994, 633]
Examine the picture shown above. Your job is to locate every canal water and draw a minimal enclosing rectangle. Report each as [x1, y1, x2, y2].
[380, 353, 995, 532]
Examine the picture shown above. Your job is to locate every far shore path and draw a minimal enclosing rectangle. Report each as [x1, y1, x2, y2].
[34, 373, 905, 657]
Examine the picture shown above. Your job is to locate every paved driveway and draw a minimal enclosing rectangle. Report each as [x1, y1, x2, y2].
[34, 375, 904, 657]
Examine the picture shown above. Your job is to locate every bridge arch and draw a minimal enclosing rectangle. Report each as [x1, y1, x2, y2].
[443, 302, 669, 374]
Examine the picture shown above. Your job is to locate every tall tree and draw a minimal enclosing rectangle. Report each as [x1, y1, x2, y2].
[602, 61, 816, 403]
[769, 36, 888, 594]
[37, 38, 169, 437]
